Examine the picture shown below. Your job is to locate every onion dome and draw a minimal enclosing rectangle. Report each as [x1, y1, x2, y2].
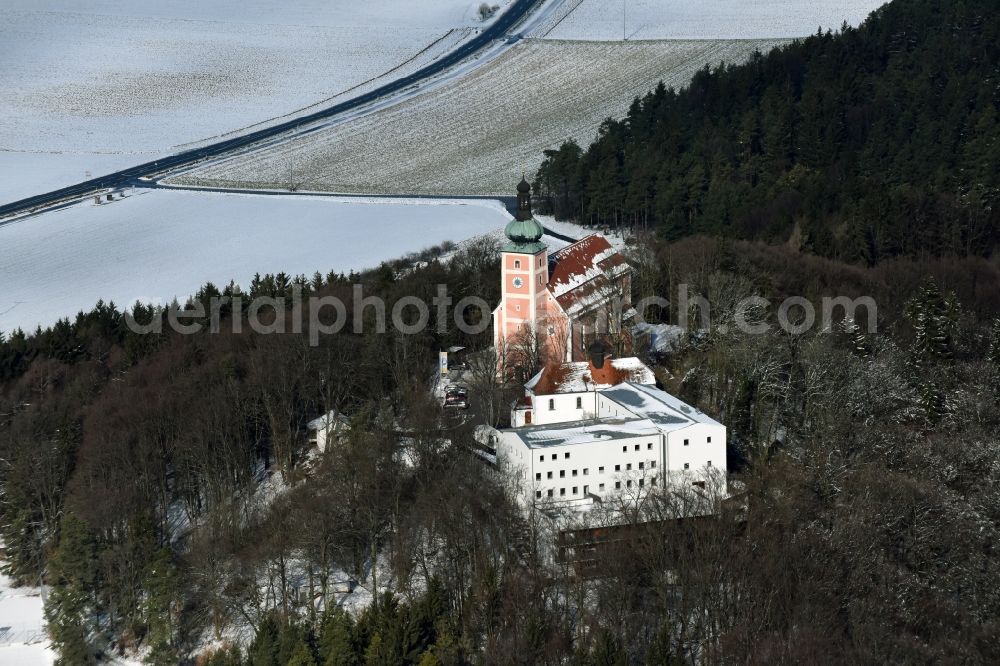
[503, 177, 547, 254]
[504, 216, 545, 244]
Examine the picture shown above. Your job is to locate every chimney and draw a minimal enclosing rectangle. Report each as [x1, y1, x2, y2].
[588, 339, 610, 369]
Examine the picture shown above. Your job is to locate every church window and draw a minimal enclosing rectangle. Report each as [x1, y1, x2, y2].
[548, 398, 555, 410]
[576, 397, 582, 409]
[514, 260, 521, 269]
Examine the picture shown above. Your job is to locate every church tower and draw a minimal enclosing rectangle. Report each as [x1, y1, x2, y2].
[493, 177, 549, 353]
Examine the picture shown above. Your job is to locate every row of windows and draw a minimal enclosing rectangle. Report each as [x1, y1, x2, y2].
[538, 443, 655, 462]
[682, 436, 712, 445]
[540, 452, 572, 461]
[535, 456, 710, 472]
[512, 257, 545, 270]
[534, 477, 660, 499]
[621, 442, 655, 452]
[547, 396, 585, 410]
[538, 485, 588, 498]
[534, 461, 657, 481]
[612, 461, 656, 472]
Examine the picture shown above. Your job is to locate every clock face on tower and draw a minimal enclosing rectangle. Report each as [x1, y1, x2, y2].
[512, 277, 524, 288]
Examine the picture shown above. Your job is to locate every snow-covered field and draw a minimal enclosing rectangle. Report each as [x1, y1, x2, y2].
[531, 0, 888, 40]
[0, 0, 508, 204]
[171, 38, 788, 196]
[0, 571, 52, 666]
[0, 190, 513, 334]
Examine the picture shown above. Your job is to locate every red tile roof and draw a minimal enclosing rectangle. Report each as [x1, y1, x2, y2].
[547, 234, 629, 314]
[527, 357, 655, 395]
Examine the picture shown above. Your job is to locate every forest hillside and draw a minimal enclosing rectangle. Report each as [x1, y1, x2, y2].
[536, 0, 1000, 263]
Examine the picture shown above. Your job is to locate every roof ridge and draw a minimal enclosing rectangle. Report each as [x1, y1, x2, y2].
[550, 232, 606, 257]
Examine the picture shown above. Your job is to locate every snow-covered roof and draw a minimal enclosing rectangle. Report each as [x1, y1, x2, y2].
[505, 382, 721, 449]
[601, 382, 722, 427]
[633, 322, 684, 354]
[308, 410, 351, 432]
[474, 424, 501, 447]
[511, 416, 664, 448]
[547, 234, 630, 315]
[526, 357, 655, 395]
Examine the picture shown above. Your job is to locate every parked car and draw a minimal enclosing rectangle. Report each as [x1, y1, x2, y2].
[444, 385, 470, 409]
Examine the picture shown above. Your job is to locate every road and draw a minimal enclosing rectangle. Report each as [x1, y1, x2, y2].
[0, 0, 545, 220]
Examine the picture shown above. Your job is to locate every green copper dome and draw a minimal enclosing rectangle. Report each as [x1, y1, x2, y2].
[504, 216, 544, 244]
[502, 177, 547, 254]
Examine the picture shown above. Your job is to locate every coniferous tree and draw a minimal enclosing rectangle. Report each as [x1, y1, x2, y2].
[248, 613, 282, 666]
[988, 318, 1000, 394]
[143, 548, 180, 665]
[905, 280, 961, 421]
[46, 513, 101, 665]
[534, 0, 1000, 261]
[318, 607, 358, 666]
[588, 630, 627, 666]
[286, 639, 319, 666]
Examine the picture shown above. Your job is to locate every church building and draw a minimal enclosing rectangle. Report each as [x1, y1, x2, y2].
[492, 178, 633, 367]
